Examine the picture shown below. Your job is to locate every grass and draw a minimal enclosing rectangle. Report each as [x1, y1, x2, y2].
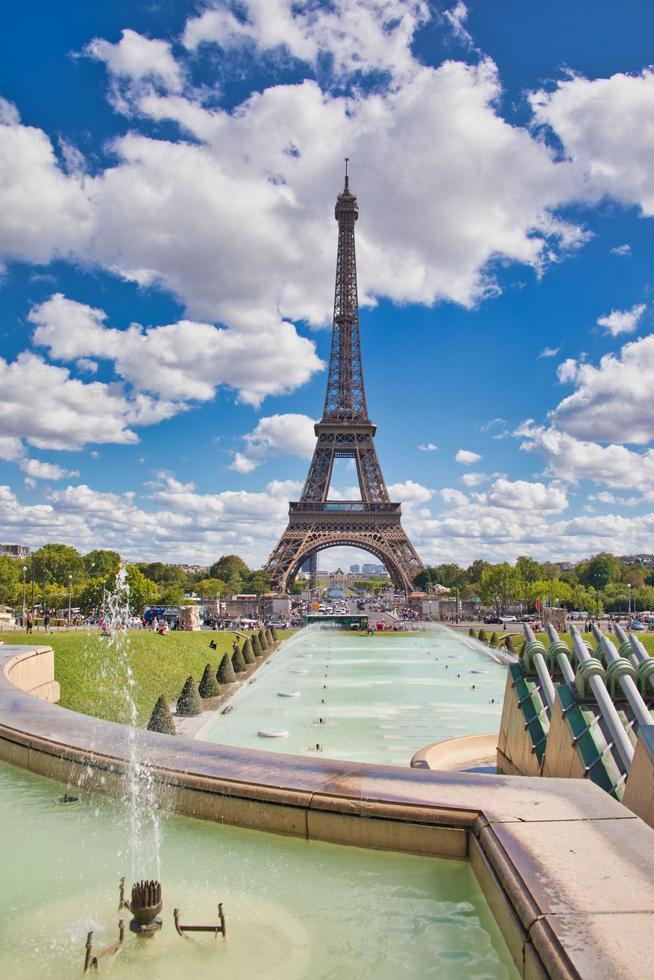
[5, 629, 288, 726]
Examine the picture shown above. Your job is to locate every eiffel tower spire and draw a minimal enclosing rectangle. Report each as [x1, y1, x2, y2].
[265, 164, 424, 594]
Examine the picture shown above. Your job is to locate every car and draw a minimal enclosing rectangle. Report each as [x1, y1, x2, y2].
[502, 615, 518, 623]
[483, 615, 503, 624]
[629, 620, 647, 631]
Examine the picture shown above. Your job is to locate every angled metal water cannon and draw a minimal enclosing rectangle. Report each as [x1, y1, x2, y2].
[612, 623, 654, 696]
[522, 624, 556, 716]
[569, 625, 634, 771]
[590, 624, 654, 729]
[544, 623, 576, 686]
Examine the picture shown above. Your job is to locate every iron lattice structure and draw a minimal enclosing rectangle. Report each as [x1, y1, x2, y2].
[266, 165, 424, 594]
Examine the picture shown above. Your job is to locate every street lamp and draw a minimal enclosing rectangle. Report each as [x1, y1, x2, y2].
[628, 583, 632, 618]
[68, 574, 73, 628]
[22, 565, 27, 628]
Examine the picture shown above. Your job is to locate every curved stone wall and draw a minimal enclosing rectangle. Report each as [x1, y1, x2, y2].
[1, 643, 654, 979]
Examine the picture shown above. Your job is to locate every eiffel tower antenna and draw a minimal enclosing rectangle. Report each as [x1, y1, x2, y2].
[265, 167, 424, 594]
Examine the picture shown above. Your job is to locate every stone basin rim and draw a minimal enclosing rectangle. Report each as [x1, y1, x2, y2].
[2, 642, 654, 980]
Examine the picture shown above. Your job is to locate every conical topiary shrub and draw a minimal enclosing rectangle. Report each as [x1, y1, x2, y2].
[478, 628, 487, 643]
[490, 632, 498, 648]
[242, 637, 255, 664]
[217, 652, 236, 684]
[519, 639, 526, 658]
[468, 627, 475, 637]
[199, 663, 220, 699]
[176, 676, 202, 717]
[252, 632, 263, 657]
[265, 627, 273, 647]
[504, 634, 514, 653]
[147, 695, 176, 735]
[270, 625, 279, 643]
[258, 628, 269, 652]
[232, 641, 247, 673]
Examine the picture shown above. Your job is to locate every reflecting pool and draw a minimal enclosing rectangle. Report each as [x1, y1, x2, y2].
[201, 626, 509, 764]
[0, 762, 517, 979]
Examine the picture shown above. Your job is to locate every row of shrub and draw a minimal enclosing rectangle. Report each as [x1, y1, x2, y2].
[468, 627, 524, 655]
[146, 626, 279, 735]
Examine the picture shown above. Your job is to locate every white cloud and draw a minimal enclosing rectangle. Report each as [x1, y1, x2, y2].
[596, 303, 646, 337]
[531, 69, 654, 216]
[456, 449, 481, 464]
[588, 491, 640, 506]
[549, 334, 654, 443]
[444, 2, 473, 46]
[485, 477, 568, 513]
[182, 0, 430, 81]
[611, 244, 631, 256]
[19, 458, 79, 481]
[418, 442, 438, 451]
[539, 345, 559, 358]
[230, 413, 316, 471]
[480, 418, 506, 433]
[85, 29, 184, 93]
[30, 293, 323, 408]
[0, 351, 176, 451]
[386, 480, 433, 503]
[516, 421, 654, 491]
[461, 471, 489, 487]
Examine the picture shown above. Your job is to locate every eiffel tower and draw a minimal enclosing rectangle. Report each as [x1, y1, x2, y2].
[266, 163, 424, 594]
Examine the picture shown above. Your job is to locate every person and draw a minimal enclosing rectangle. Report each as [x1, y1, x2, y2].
[209, 639, 217, 650]
[43, 611, 51, 634]
[26, 611, 33, 635]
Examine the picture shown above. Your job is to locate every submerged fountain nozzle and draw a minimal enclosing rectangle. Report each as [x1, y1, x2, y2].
[129, 880, 163, 937]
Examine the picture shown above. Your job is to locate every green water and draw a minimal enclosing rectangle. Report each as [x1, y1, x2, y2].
[0, 762, 518, 979]
[202, 626, 509, 763]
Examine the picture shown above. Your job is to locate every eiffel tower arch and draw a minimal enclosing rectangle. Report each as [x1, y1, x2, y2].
[266, 163, 424, 595]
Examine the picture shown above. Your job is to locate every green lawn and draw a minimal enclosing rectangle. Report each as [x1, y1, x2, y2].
[5, 629, 287, 725]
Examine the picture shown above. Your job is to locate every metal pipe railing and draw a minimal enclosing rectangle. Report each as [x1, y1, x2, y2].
[590, 625, 653, 729]
[612, 623, 654, 696]
[522, 624, 556, 715]
[544, 623, 577, 686]
[570, 626, 634, 771]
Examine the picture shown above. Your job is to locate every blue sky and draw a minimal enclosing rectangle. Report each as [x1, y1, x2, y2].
[1, 0, 654, 569]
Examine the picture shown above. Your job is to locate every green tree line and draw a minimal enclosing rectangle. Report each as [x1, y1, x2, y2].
[0, 547, 271, 616]
[414, 552, 654, 616]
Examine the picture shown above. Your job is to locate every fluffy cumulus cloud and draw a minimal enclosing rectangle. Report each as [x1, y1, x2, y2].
[418, 442, 438, 451]
[550, 334, 654, 444]
[230, 414, 316, 472]
[485, 477, 568, 513]
[455, 449, 481, 464]
[596, 303, 646, 337]
[531, 69, 654, 216]
[0, 352, 176, 452]
[30, 293, 322, 407]
[516, 422, 654, 492]
[86, 29, 184, 93]
[182, 0, 430, 81]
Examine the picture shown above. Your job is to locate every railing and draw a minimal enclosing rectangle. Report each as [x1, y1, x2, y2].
[290, 501, 401, 513]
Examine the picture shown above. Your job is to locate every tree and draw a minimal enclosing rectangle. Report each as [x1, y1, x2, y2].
[31, 543, 84, 586]
[242, 637, 255, 664]
[246, 570, 271, 595]
[0, 556, 21, 607]
[78, 577, 111, 615]
[413, 567, 440, 591]
[515, 556, 543, 583]
[195, 578, 225, 599]
[478, 564, 523, 615]
[158, 584, 185, 606]
[147, 695, 176, 734]
[434, 563, 468, 590]
[217, 653, 236, 684]
[209, 554, 249, 582]
[524, 579, 572, 609]
[252, 632, 263, 657]
[232, 641, 247, 673]
[466, 559, 491, 583]
[176, 676, 202, 716]
[84, 549, 121, 579]
[199, 664, 220, 699]
[578, 553, 623, 591]
[125, 565, 159, 615]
